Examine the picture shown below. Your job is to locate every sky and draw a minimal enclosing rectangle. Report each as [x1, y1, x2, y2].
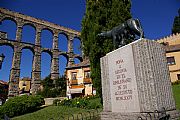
[0, 0, 179, 82]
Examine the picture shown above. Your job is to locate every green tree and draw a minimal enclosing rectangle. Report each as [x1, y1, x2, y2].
[172, 9, 180, 34]
[81, 0, 132, 98]
[37, 75, 66, 98]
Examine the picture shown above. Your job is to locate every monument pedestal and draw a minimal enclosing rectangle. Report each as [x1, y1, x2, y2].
[101, 110, 180, 120]
[100, 39, 180, 120]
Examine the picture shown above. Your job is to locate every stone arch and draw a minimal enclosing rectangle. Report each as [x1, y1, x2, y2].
[0, 44, 14, 81]
[41, 49, 53, 58]
[74, 55, 83, 62]
[0, 16, 17, 25]
[59, 52, 69, 61]
[41, 28, 53, 49]
[0, 42, 14, 50]
[58, 32, 68, 52]
[20, 48, 34, 78]
[59, 53, 69, 76]
[0, 17, 17, 40]
[22, 22, 36, 30]
[21, 46, 35, 55]
[73, 36, 82, 55]
[22, 23, 36, 44]
[41, 27, 54, 35]
[41, 50, 52, 79]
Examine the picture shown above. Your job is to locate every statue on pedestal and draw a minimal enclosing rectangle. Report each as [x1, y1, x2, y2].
[98, 18, 144, 49]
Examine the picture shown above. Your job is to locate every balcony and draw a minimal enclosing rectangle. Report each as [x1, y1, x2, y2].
[83, 78, 92, 84]
[70, 79, 78, 85]
[70, 84, 84, 89]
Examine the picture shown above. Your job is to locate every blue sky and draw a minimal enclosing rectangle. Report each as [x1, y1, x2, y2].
[0, 0, 179, 81]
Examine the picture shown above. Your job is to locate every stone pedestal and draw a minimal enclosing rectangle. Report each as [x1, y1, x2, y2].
[100, 39, 180, 120]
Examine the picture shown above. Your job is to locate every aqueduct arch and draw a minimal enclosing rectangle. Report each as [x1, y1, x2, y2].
[0, 8, 83, 97]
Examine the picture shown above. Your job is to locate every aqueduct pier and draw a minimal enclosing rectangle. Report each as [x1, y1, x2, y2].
[0, 8, 83, 97]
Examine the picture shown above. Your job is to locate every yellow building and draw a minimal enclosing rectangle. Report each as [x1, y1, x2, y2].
[157, 33, 180, 82]
[19, 77, 31, 95]
[66, 60, 93, 99]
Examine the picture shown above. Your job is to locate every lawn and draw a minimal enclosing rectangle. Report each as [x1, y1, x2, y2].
[172, 84, 180, 110]
[12, 106, 101, 120]
[12, 97, 102, 120]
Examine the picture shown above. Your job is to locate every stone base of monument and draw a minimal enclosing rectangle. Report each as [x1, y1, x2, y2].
[101, 110, 180, 120]
[100, 39, 180, 120]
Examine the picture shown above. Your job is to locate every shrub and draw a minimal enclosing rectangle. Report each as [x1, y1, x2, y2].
[37, 76, 66, 98]
[172, 80, 180, 85]
[0, 106, 4, 118]
[0, 95, 44, 118]
[86, 98, 102, 109]
[54, 96, 102, 109]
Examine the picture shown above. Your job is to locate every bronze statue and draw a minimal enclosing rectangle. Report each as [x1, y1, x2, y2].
[98, 18, 144, 49]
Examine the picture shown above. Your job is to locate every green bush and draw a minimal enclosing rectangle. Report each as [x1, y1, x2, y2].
[54, 96, 102, 109]
[37, 76, 66, 98]
[0, 95, 44, 118]
[0, 106, 3, 118]
[86, 98, 102, 109]
[172, 80, 180, 85]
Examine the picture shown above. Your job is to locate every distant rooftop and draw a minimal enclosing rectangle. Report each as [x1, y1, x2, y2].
[66, 59, 90, 69]
[0, 80, 8, 85]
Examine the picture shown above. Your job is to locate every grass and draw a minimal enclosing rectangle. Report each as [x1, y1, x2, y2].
[12, 97, 102, 120]
[172, 84, 180, 110]
[12, 106, 101, 120]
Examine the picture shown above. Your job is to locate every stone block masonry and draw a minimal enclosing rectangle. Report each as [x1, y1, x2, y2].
[100, 39, 180, 120]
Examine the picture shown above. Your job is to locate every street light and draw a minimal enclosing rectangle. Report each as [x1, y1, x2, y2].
[0, 53, 5, 70]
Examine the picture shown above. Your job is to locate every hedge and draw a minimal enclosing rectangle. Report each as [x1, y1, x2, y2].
[0, 95, 44, 118]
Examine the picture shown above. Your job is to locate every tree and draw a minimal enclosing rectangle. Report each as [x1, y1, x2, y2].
[81, 0, 132, 99]
[37, 75, 66, 98]
[172, 9, 180, 34]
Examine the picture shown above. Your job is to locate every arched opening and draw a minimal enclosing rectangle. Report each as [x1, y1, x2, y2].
[20, 49, 34, 79]
[58, 33, 68, 52]
[22, 24, 36, 44]
[41, 52, 52, 79]
[74, 58, 81, 64]
[0, 19, 17, 40]
[59, 55, 68, 76]
[0, 45, 13, 81]
[73, 37, 82, 55]
[41, 29, 53, 49]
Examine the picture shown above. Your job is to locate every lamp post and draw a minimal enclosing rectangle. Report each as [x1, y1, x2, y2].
[0, 53, 5, 70]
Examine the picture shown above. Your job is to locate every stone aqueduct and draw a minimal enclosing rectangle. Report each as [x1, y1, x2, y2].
[0, 8, 84, 97]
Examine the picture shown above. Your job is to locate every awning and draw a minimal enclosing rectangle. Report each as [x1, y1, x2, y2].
[69, 88, 84, 94]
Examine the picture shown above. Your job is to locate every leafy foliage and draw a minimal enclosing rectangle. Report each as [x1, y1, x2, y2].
[172, 84, 180, 110]
[172, 8, 180, 34]
[81, 0, 132, 98]
[37, 75, 66, 98]
[54, 95, 102, 109]
[0, 95, 44, 118]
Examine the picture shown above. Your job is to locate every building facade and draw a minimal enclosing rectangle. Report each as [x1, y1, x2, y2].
[66, 60, 93, 99]
[19, 77, 31, 95]
[157, 33, 180, 82]
[0, 80, 8, 104]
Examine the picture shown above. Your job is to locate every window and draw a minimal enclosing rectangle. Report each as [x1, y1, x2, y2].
[84, 71, 90, 78]
[167, 57, 175, 65]
[177, 74, 180, 80]
[71, 72, 77, 80]
[160, 42, 169, 46]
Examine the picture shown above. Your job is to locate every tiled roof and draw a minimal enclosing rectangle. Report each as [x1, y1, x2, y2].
[164, 44, 180, 52]
[0, 80, 8, 85]
[66, 59, 90, 69]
